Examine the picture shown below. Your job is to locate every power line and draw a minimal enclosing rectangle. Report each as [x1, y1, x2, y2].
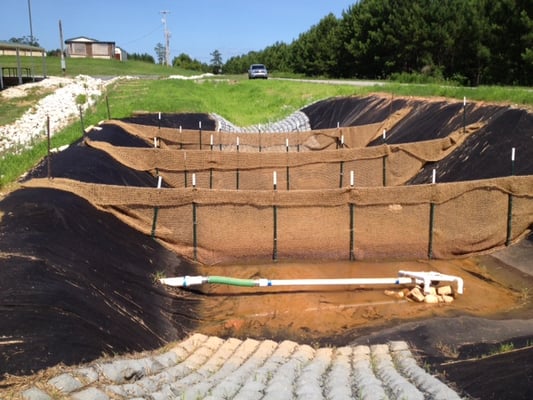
[122, 24, 161, 46]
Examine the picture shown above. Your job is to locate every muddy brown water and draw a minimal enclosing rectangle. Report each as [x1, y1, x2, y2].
[188, 257, 527, 344]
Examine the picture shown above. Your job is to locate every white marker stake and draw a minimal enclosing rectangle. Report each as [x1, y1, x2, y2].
[286, 138, 289, 151]
[511, 147, 516, 161]
[154, 137, 157, 148]
[463, 96, 466, 106]
[350, 170, 354, 187]
[236, 137, 240, 151]
[157, 175, 162, 189]
[210, 134, 214, 146]
[383, 129, 386, 140]
[273, 171, 277, 189]
[432, 169, 436, 184]
[179, 126, 182, 133]
[192, 173, 196, 188]
[199, 121, 202, 129]
[158, 112, 161, 120]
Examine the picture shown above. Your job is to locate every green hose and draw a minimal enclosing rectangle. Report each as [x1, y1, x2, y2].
[207, 276, 257, 287]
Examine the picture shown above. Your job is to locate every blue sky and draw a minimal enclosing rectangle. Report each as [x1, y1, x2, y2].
[2, 1, 355, 63]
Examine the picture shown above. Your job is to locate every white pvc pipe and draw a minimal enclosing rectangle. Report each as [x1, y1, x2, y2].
[157, 175, 162, 189]
[159, 276, 413, 287]
[511, 147, 515, 161]
[258, 277, 414, 287]
[398, 270, 464, 294]
[160, 270, 464, 295]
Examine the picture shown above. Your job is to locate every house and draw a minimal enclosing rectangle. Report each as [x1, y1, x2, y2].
[0, 40, 46, 57]
[114, 46, 127, 61]
[65, 36, 116, 59]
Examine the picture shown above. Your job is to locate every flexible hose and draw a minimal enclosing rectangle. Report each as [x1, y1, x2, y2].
[207, 276, 257, 287]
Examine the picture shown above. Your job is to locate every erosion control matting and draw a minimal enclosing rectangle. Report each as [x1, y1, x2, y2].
[0, 188, 199, 375]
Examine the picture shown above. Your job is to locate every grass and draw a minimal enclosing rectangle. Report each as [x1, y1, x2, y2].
[106, 78, 364, 125]
[488, 342, 515, 356]
[0, 55, 194, 78]
[381, 82, 533, 106]
[1, 56, 532, 189]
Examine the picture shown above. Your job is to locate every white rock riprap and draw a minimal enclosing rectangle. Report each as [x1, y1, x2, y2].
[0, 75, 113, 154]
[19, 334, 464, 400]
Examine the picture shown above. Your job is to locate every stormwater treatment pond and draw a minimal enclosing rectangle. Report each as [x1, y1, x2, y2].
[175, 257, 526, 345]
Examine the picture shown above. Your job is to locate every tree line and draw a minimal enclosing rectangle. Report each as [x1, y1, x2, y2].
[224, 0, 532, 86]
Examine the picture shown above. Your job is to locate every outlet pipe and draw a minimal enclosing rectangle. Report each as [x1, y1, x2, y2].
[159, 270, 463, 295]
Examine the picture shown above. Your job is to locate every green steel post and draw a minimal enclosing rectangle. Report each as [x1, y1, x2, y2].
[350, 203, 355, 261]
[428, 203, 435, 259]
[78, 105, 84, 133]
[198, 121, 202, 150]
[339, 161, 344, 188]
[151, 207, 159, 239]
[273, 205, 278, 261]
[506, 194, 513, 246]
[105, 95, 111, 120]
[47, 116, 51, 179]
[462, 97, 467, 134]
[193, 202, 198, 261]
[382, 155, 387, 186]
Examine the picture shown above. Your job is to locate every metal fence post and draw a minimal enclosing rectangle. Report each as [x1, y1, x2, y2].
[272, 171, 278, 261]
[349, 203, 355, 261]
[193, 202, 198, 261]
[428, 203, 435, 259]
[506, 194, 513, 246]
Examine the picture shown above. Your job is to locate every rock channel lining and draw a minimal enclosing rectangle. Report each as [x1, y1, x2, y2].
[21, 333, 462, 400]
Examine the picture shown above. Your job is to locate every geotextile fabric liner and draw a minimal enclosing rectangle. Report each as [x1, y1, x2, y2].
[103, 105, 411, 151]
[85, 122, 483, 188]
[105, 120, 386, 151]
[24, 176, 533, 264]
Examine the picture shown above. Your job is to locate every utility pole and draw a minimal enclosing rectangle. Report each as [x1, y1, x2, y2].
[59, 19, 66, 74]
[27, 0, 35, 80]
[27, 0, 34, 44]
[160, 11, 171, 67]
